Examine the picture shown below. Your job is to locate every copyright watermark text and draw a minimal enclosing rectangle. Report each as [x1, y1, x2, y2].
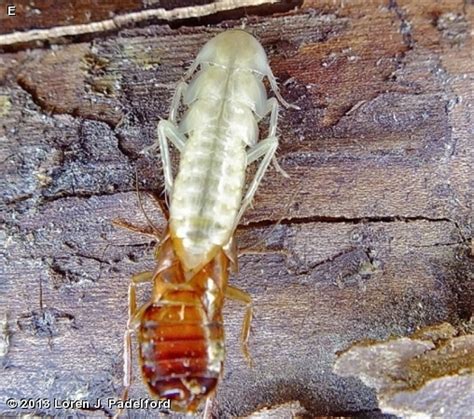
[5, 397, 171, 410]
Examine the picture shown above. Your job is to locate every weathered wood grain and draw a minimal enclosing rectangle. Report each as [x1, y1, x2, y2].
[334, 323, 474, 418]
[0, 0, 217, 35]
[0, 0, 472, 417]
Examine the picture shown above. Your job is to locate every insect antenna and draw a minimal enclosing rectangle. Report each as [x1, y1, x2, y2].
[134, 166, 162, 237]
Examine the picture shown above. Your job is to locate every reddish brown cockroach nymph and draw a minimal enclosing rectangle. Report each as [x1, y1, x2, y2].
[115, 29, 295, 415]
[115, 225, 252, 414]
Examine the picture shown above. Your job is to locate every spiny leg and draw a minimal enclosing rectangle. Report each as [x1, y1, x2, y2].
[131, 270, 155, 284]
[183, 56, 202, 80]
[133, 189, 169, 232]
[203, 394, 216, 419]
[119, 270, 155, 416]
[113, 165, 164, 242]
[237, 183, 302, 257]
[258, 97, 289, 178]
[169, 81, 188, 123]
[222, 236, 238, 273]
[226, 285, 253, 366]
[121, 283, 137, 404]
[234, 136, 279, 231]
[142, 79, 188, 198]
[265, 65, 300, 110]
[156, 120, 186, 197]
[264, 97, 279, 138]
[233, 95, 291, 230]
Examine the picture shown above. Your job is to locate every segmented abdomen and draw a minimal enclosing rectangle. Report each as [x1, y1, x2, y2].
[139, 290, 224, 412]
[171, 94, 257, 271]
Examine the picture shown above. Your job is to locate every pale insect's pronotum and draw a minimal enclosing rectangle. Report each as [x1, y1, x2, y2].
[150, 29, 294, 274]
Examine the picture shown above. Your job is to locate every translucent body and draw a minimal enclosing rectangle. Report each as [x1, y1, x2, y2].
[167, 30, 282, 272]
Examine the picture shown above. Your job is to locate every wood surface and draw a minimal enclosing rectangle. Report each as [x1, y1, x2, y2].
[0, 0, 472, 417]
[334, 322, 474, 418]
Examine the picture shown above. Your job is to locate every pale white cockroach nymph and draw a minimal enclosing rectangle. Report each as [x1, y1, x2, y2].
[152, 29, 295, 273]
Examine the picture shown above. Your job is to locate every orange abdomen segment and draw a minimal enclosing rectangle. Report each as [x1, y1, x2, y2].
[139, 299, 224, 412]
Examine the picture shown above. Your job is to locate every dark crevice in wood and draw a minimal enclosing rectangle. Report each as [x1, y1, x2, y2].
[3, 193, 34, 206]
[412, 242, 465, 248]
[299, 247, 358, 273]
[62, 249, 111, 266]
[240, 214, 462, 229]
[0, 1, 303, 53]
[165, 0, 303, 29]
[39, 189, 121, 203]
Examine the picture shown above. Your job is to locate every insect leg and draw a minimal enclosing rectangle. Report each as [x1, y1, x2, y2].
[119, 271, 154, 416]
[132, 270, 154, 284]
[234, 134, 279, 229]
[222, 236, 238, 272]
[183, 57, 201, 80]
[265, 67, 300, 110]
[265, 97, 279, 138]
[156, 120, 186, 196]
[203, 395, 216, 419]
[121, 284, 136, 404]
[257, 97, 289, 178]
[142, 81, 188, 200]
[226, 285, 253, 366]
[169, 81, 188, 123]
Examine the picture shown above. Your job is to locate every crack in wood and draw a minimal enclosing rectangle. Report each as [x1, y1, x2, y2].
[0, 0, 301, 49]
[240, 214, 462, 229]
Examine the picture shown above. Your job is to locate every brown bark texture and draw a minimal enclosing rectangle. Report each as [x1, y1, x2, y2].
[334, 322, 474, 418]
[0, 0, 472, 417]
